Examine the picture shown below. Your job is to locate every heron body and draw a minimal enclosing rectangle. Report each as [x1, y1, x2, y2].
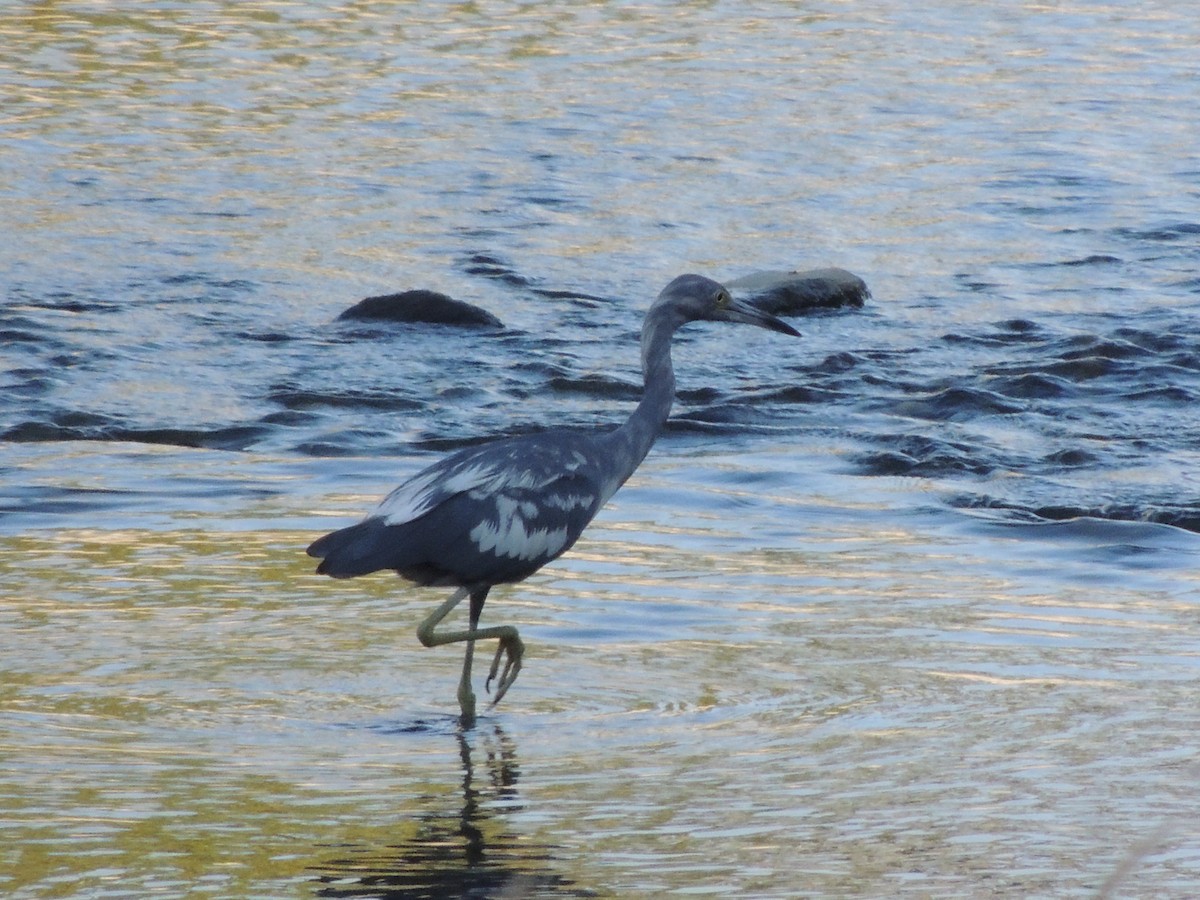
[308, 274, 800, 724]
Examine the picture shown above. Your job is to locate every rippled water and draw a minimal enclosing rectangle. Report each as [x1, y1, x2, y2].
[3, 1, 1200, 897]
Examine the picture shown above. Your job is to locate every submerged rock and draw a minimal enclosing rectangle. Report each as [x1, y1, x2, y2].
[337, 290, 502, 328]
[728, 267, 870, 314]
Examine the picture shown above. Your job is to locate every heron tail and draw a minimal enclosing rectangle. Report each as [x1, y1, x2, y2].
[307, 517, 414, 578]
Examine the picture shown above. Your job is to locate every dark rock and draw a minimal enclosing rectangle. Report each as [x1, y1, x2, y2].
[337, 290, 502, 328]
[728, 267, 870, 314]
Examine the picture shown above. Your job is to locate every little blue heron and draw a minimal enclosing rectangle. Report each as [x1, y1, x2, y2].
[307, 274, 800, 724]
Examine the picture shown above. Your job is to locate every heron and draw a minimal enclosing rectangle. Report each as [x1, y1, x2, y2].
[307, 274, 800, 724]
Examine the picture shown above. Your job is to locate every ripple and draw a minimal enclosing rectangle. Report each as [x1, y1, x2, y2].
[956, 495, 1200, 536]
[1, 417, 271, 452]
[267, 385, 425, 412]
[886, 387, 1024, 421]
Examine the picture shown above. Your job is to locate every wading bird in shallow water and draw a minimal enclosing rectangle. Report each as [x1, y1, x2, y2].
[307, 274, 800, 725]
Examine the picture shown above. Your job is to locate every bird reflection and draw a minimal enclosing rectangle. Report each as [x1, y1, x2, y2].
[311, 723, 592, 898]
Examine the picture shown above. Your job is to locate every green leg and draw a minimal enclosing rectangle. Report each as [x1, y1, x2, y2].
[416, 586, 525, 725]
[457, 637, 477, 726]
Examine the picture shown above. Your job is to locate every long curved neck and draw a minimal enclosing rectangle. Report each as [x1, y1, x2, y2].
[597, 305, 681, 502]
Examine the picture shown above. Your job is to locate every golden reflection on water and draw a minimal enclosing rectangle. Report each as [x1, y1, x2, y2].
[0, 522, 581, 895]
[3, 496, 1198, 896]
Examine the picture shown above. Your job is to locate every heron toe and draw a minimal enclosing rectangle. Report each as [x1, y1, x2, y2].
[486, 631, 525, 705]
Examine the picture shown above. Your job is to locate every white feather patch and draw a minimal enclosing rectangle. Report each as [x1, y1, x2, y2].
[376, 461, 500, 525]
[470, 515, 569, 561]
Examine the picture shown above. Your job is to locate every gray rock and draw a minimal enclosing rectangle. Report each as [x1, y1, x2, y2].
[728, 267, 869, 315]
[337, 290, 502, 328]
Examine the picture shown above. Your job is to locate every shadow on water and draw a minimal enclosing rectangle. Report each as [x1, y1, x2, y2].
[310, 723, 596, 899]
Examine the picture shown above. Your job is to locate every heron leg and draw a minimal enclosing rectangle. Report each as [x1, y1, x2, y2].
[415, 586, 524, 720]
[458, 635, 477, 727]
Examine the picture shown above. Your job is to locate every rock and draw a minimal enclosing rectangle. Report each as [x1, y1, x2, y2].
[727, 267, 869, 315]
[337, 290, 502, 328]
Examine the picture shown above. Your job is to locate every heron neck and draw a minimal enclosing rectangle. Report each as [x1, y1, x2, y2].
[599, 307, 680, 500]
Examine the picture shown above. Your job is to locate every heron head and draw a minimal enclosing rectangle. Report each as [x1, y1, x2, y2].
[656, 273, 801, 337]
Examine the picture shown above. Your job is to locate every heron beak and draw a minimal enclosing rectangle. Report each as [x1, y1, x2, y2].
[720, 297, 802, 337]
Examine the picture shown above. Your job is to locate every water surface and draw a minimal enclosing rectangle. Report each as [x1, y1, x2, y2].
[3, 1, 1200, 897]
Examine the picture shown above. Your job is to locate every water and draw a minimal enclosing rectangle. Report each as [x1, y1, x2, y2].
[2, 1, 1199, 896]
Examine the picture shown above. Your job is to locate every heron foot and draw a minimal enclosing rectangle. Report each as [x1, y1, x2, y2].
[485, 631, 524, 705]
[457, 677, 477, 728]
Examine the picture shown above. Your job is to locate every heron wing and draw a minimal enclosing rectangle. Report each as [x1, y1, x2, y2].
[368, 435, 606, 578]
[312, 434, 608, 584]
[373, 436, 601, 527]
